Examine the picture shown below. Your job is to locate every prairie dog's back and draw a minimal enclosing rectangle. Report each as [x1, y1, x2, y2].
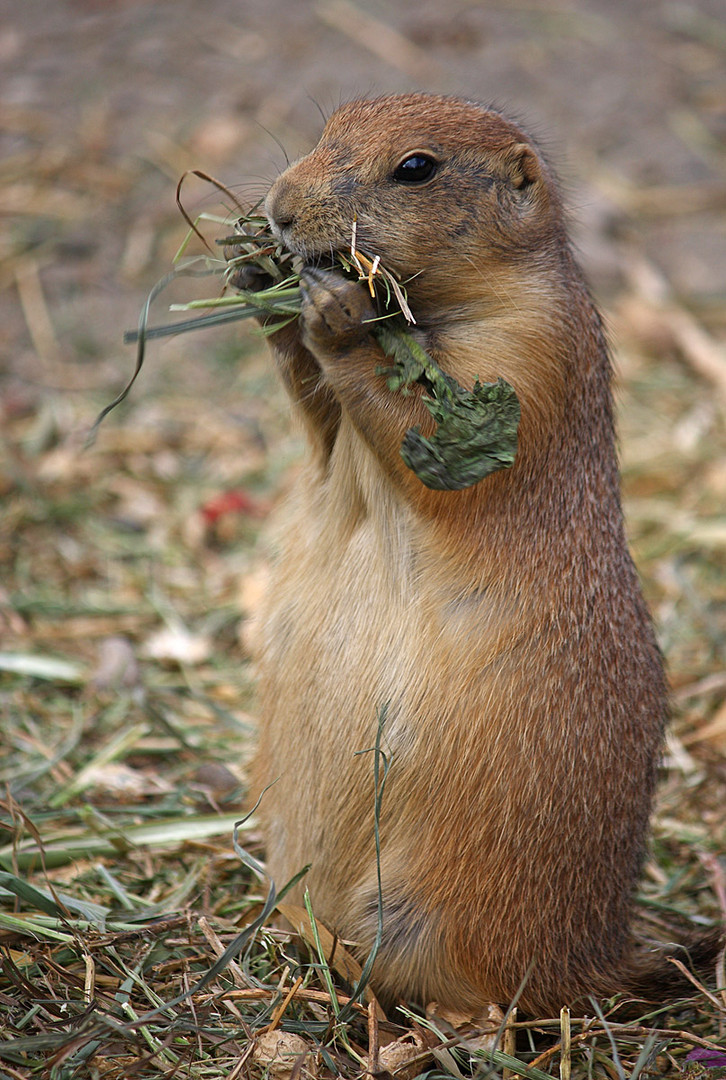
[250, 94, 670, 1015]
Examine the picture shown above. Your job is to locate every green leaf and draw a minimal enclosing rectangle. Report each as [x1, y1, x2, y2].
[374, 323, 520, 491]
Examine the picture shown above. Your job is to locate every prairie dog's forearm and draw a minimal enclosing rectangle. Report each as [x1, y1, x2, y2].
[267, 321, 341, 463]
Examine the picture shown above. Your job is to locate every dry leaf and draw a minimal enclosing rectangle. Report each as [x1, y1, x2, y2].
[192, 762, 241, 796]
[426, 1001, 504, 1053]
[252, 1031, 316, 1079]
[143, 625, 212, 666]
[377, 1028, 435, 1080]
[81, 763, 173, 800]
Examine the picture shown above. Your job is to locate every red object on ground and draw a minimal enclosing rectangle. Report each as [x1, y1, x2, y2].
[200, 489, 265, 524]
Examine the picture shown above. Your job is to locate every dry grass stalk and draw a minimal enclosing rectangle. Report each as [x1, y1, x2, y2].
[624, 254, 726, 401]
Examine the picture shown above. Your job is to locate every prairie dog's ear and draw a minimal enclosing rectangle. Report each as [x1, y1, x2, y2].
[497, 142, 542, 189]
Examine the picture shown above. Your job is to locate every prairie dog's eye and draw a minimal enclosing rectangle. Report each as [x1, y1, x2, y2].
[392, 154, 438, 184]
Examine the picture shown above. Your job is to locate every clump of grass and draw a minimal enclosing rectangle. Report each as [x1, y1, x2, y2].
[1, 810, 724, 1080]
[101, 170, 520, 491]
[3, 673, 723, 1078]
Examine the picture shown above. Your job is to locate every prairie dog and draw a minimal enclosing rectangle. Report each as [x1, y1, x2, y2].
[249, 93, 682, 1015]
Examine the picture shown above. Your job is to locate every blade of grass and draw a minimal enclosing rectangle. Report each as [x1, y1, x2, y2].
[302, 887, 340, 1017]
[630, 1032, 664, 1079]
[0, 871, 109, 926]
[0, 811, 251, 871]
[0, 653, 84, 683]
[0, 912, 74, 943]
[589, 998, 626, 1080]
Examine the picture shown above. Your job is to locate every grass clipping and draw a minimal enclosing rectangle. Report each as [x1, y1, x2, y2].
[119, 172, 520, 491]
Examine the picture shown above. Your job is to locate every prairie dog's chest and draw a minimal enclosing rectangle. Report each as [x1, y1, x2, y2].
[262, 463, 418, 665]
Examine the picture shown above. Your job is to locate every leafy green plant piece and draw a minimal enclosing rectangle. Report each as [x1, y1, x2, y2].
[375, 322, 520, 490]
[401, 375, 521, 491]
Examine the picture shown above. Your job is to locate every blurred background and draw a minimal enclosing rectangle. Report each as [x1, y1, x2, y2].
[1, 0, 726, 811]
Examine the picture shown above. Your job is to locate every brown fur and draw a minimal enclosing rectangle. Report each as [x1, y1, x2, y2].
[249, 94, 713, 1016]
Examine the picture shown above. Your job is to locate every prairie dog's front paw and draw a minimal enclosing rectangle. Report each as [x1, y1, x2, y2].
[300, 267, 375, 357]
[227, 262, 272, 294]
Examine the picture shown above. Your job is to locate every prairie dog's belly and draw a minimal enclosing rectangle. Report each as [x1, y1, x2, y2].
[255, 449, 425, 901]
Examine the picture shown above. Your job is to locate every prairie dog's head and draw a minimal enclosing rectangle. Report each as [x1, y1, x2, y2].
[265, 94, 566, 314]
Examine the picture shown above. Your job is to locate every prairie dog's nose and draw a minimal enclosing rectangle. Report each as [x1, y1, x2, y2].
[265, 175, 297, 238]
